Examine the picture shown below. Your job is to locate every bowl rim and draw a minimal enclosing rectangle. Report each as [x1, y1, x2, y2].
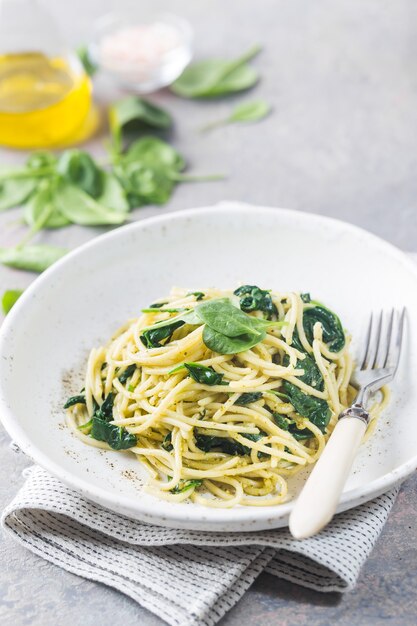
[1, 202, 416, 528]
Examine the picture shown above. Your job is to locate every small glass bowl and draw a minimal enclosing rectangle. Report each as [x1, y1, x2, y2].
[90, 12, 193, 93]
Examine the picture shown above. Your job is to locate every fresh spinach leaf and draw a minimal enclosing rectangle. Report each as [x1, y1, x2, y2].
[110, 96, 172, 153]
[303, 305, 345, 352]
[171, 45, 261, 98]
[0, 177, 37, 211]
[55, 182, 127, 226]
[202, 325, 264, 355]
[0, 245, 67, 272]
[201, 100, 271, 132]
[96, 172, 129, 213]
[140, 319, 186, 348]
[118, 364, 137, 384]
[2, 289, 23, 314]
[77, 45, 97, 77]
[24, 180, 70, 230]
[63, 394, 86, 409]
[196, 298, 270, 337]
[235, 391, 263, 405]
[234, 285, 277, 319]
[57, 150, 103, 198]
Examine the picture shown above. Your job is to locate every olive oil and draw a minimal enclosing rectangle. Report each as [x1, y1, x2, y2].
[0, 52, 92, 148]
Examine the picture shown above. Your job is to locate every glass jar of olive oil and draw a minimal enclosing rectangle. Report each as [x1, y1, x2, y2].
[0, 0, 93, 148]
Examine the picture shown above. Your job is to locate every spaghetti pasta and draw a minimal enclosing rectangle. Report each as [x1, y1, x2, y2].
[65, 286, 387, 507]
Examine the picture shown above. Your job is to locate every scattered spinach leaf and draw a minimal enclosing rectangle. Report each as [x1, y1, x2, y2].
[77, 45, 97, 77]
[171, 45, 261, 98]
[0, 244, 67, 272]
[0, 178, 37, 211]
[201, 100, 271, 132]
[57, 150, 103, 198]
[272, 412, 313, 441]
[55, 182, 127, 226]
[2, 289, 23, 314]
[110, 96, 172, 153]
[96, 172, 130, 213]
[195, 431, 266, 457]
[91, 418, 137, 450]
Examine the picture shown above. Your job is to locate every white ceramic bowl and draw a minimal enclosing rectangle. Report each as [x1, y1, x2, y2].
[1, 203, 416, 531]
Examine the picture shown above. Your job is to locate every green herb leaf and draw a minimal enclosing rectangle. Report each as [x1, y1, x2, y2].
[110, 96, 172, 153]
[57, 150, 103, 198]
[96, 172, 129, 213]
[201, 100, 271, 132]
[202, 325, 264, 354]
[281, 381, 331, 433]
[161, 432, 173, 452]
[171, 45, 261, 98]
[63, 394, 86, 409]
[2, 289, 23, 314]
[77, 45, 97, 77]
[55, 182, 127, 226]
[24, 180, 70, 230]
[140, 309, 202, 348]
[0, 245, 67, 272]
[188, 291, 205, 300]
[0, 178, 37, 211]
[195, 431, 265, 456]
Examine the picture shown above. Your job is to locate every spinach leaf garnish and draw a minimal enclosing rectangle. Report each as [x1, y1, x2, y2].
[235, 392, 263, 405]
[302, 305, 345, 353]
[170, 362, 225, 386]
[234, 285, 277, 319]
[201, 100, 271, 132]
[0, 245, 67, 273]
[118, 364, 137, 384]
[170, 479, 203, 494]
[140, 309, 201, 348]
[90, 393, 137, 450]
[64, 394, 86, 409]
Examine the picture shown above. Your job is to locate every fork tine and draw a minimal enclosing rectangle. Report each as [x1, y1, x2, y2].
[374, 309, 392, 368]
[359, 313, 373, 369]
[363, 311, 382, 370]
[384, 308, 405, 372]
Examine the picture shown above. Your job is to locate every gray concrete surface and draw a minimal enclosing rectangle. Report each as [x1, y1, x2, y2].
[1, 1, 416, 624]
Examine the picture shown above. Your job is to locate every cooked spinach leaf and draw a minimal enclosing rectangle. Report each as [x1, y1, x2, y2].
[140, 309, 201, 348]
[91, 418, 137, 450]
[148, 302, 168, 309]
[302, 305, 345, 353]
[161, 432, 173, 452]
[63, 394, 86, 409]
[272, 412, 313, 441]
[300, 293, 311, 303]
[118, 364, 137, 384]
[170, 479, 203, 494]
[187, 291, 205, 300]
[281, 381, 331, 433]
[234, 285, 277, 319]
[195, 431, 265, 456]
[172, 362, 225, 386]
[235, 392, 263, 405]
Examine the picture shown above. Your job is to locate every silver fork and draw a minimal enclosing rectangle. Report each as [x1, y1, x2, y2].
[289, 308, 405, 540]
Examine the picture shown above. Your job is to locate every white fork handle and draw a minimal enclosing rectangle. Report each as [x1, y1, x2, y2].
[289, 416, 366, 539]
